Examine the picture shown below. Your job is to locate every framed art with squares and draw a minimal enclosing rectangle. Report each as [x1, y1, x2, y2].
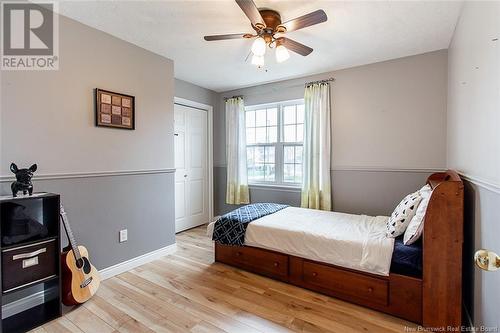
[95, 89, 135, 130]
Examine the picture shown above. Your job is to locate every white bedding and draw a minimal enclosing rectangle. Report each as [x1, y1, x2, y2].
[207, 207, 394, 276]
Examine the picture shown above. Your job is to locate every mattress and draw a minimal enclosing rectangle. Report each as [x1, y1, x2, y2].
[390, 236, 423, 278]
[208, 206, 395, 276]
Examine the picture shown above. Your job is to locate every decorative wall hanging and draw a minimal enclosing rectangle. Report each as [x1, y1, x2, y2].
[95, 89, 135, 130]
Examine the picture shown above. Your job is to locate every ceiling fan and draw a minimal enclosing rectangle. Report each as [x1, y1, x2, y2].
[204, 0, 327, 67]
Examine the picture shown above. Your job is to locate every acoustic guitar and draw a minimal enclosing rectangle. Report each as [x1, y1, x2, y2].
[60, 205, 100, 305]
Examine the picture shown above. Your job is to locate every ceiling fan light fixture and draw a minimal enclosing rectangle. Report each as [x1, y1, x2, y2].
[251, 54, 265, 68]
[275, 45, 290, 63]
[251, 37, 266, 56]
[204, 1, 327, 66]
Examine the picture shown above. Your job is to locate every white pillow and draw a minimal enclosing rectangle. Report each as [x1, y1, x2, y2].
[386, 191, 422, 238]
[404, 184, 432, 245]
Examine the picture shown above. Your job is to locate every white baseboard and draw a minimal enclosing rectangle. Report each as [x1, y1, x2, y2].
[99, 243, 177, 280]
[1, 243, 177, 318]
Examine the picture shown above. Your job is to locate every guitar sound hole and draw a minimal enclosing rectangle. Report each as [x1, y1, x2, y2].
[76, 257, 92, 274]
[82, 257, 91, 274]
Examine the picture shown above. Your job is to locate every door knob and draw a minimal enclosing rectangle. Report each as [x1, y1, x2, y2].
[184, 174, 188, 178]
[474, 249, 500, 271]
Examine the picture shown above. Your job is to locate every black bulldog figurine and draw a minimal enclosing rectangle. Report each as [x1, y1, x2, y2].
[10, 163, 37, 197]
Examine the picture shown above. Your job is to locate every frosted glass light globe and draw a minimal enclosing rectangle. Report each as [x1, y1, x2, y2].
[275, 45, 290, 63]
[251, 37, 266, 56]
[251, 54, 265, 67]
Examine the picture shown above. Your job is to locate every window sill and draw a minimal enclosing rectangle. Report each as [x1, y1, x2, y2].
[248, 183, 301, 192]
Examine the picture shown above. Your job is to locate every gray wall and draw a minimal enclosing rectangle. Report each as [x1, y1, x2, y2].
[215, 167, 433, 217]
[0, 14, 175, 270]
[0, 173, 175, 270]
[215, 51, 448, 216]
[175, 78, 218, 107]
[447, 1, 500, 328]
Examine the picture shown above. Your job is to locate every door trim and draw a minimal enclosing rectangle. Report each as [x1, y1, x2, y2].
[174, 97, 214, 225]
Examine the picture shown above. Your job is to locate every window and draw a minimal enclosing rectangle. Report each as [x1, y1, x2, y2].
[245, 100, 304, 186]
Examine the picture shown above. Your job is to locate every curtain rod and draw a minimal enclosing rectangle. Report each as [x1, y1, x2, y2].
[224, 95, 243, 101]
[305, 77, 335, 87]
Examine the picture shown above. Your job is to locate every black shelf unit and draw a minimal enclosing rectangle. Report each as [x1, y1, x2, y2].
[0, 193, 62, 333]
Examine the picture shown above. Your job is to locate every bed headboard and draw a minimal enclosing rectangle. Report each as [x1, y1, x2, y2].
[422, 170, 464, 328]
[426, 170, 462, 189]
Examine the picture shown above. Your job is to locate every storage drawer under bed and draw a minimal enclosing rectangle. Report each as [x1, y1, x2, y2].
[216, 244, 289, 279]
[215, 242, 422, 323]
[2, 239, 58, 292]
[302, 260, 389, 306]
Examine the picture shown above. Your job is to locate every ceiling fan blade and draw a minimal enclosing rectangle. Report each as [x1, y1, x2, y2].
[235, 0, 266, 28]
[278, 37, 313, 56]
[277, 10, 327, 32]
[204, 33, 253, 41]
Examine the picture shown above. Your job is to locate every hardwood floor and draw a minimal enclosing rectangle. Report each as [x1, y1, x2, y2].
[31, 226, 417, 333]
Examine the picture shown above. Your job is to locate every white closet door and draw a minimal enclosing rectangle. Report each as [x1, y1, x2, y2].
[174, 104, 209, 233]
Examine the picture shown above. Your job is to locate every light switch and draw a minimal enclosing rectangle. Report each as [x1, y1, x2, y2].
[119, 229, 128, 243]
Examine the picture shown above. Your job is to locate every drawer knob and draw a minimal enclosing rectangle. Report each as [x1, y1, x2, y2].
[236, 252, 242, 256]
[312, 272, 318, 277]
[367, 287, 373, 293]
[273, 262, 279, 267]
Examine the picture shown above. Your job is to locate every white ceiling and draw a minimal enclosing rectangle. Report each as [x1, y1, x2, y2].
[58, 1, 462, 92]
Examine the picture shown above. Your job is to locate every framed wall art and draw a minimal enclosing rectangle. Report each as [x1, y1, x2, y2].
[95, 89, 135, 130]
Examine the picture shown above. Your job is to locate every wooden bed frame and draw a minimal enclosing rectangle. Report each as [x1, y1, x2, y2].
[215, 170, 464, 328]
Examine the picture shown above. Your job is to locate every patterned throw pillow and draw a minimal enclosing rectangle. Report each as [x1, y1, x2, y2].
[386, 191, 422, 238]
[404, 184, 432, 245]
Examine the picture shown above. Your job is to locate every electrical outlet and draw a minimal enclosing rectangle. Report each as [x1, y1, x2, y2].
[119, 229, 128, 243]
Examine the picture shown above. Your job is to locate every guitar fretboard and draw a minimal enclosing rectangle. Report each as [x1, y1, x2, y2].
[60, 204, 82, 261]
